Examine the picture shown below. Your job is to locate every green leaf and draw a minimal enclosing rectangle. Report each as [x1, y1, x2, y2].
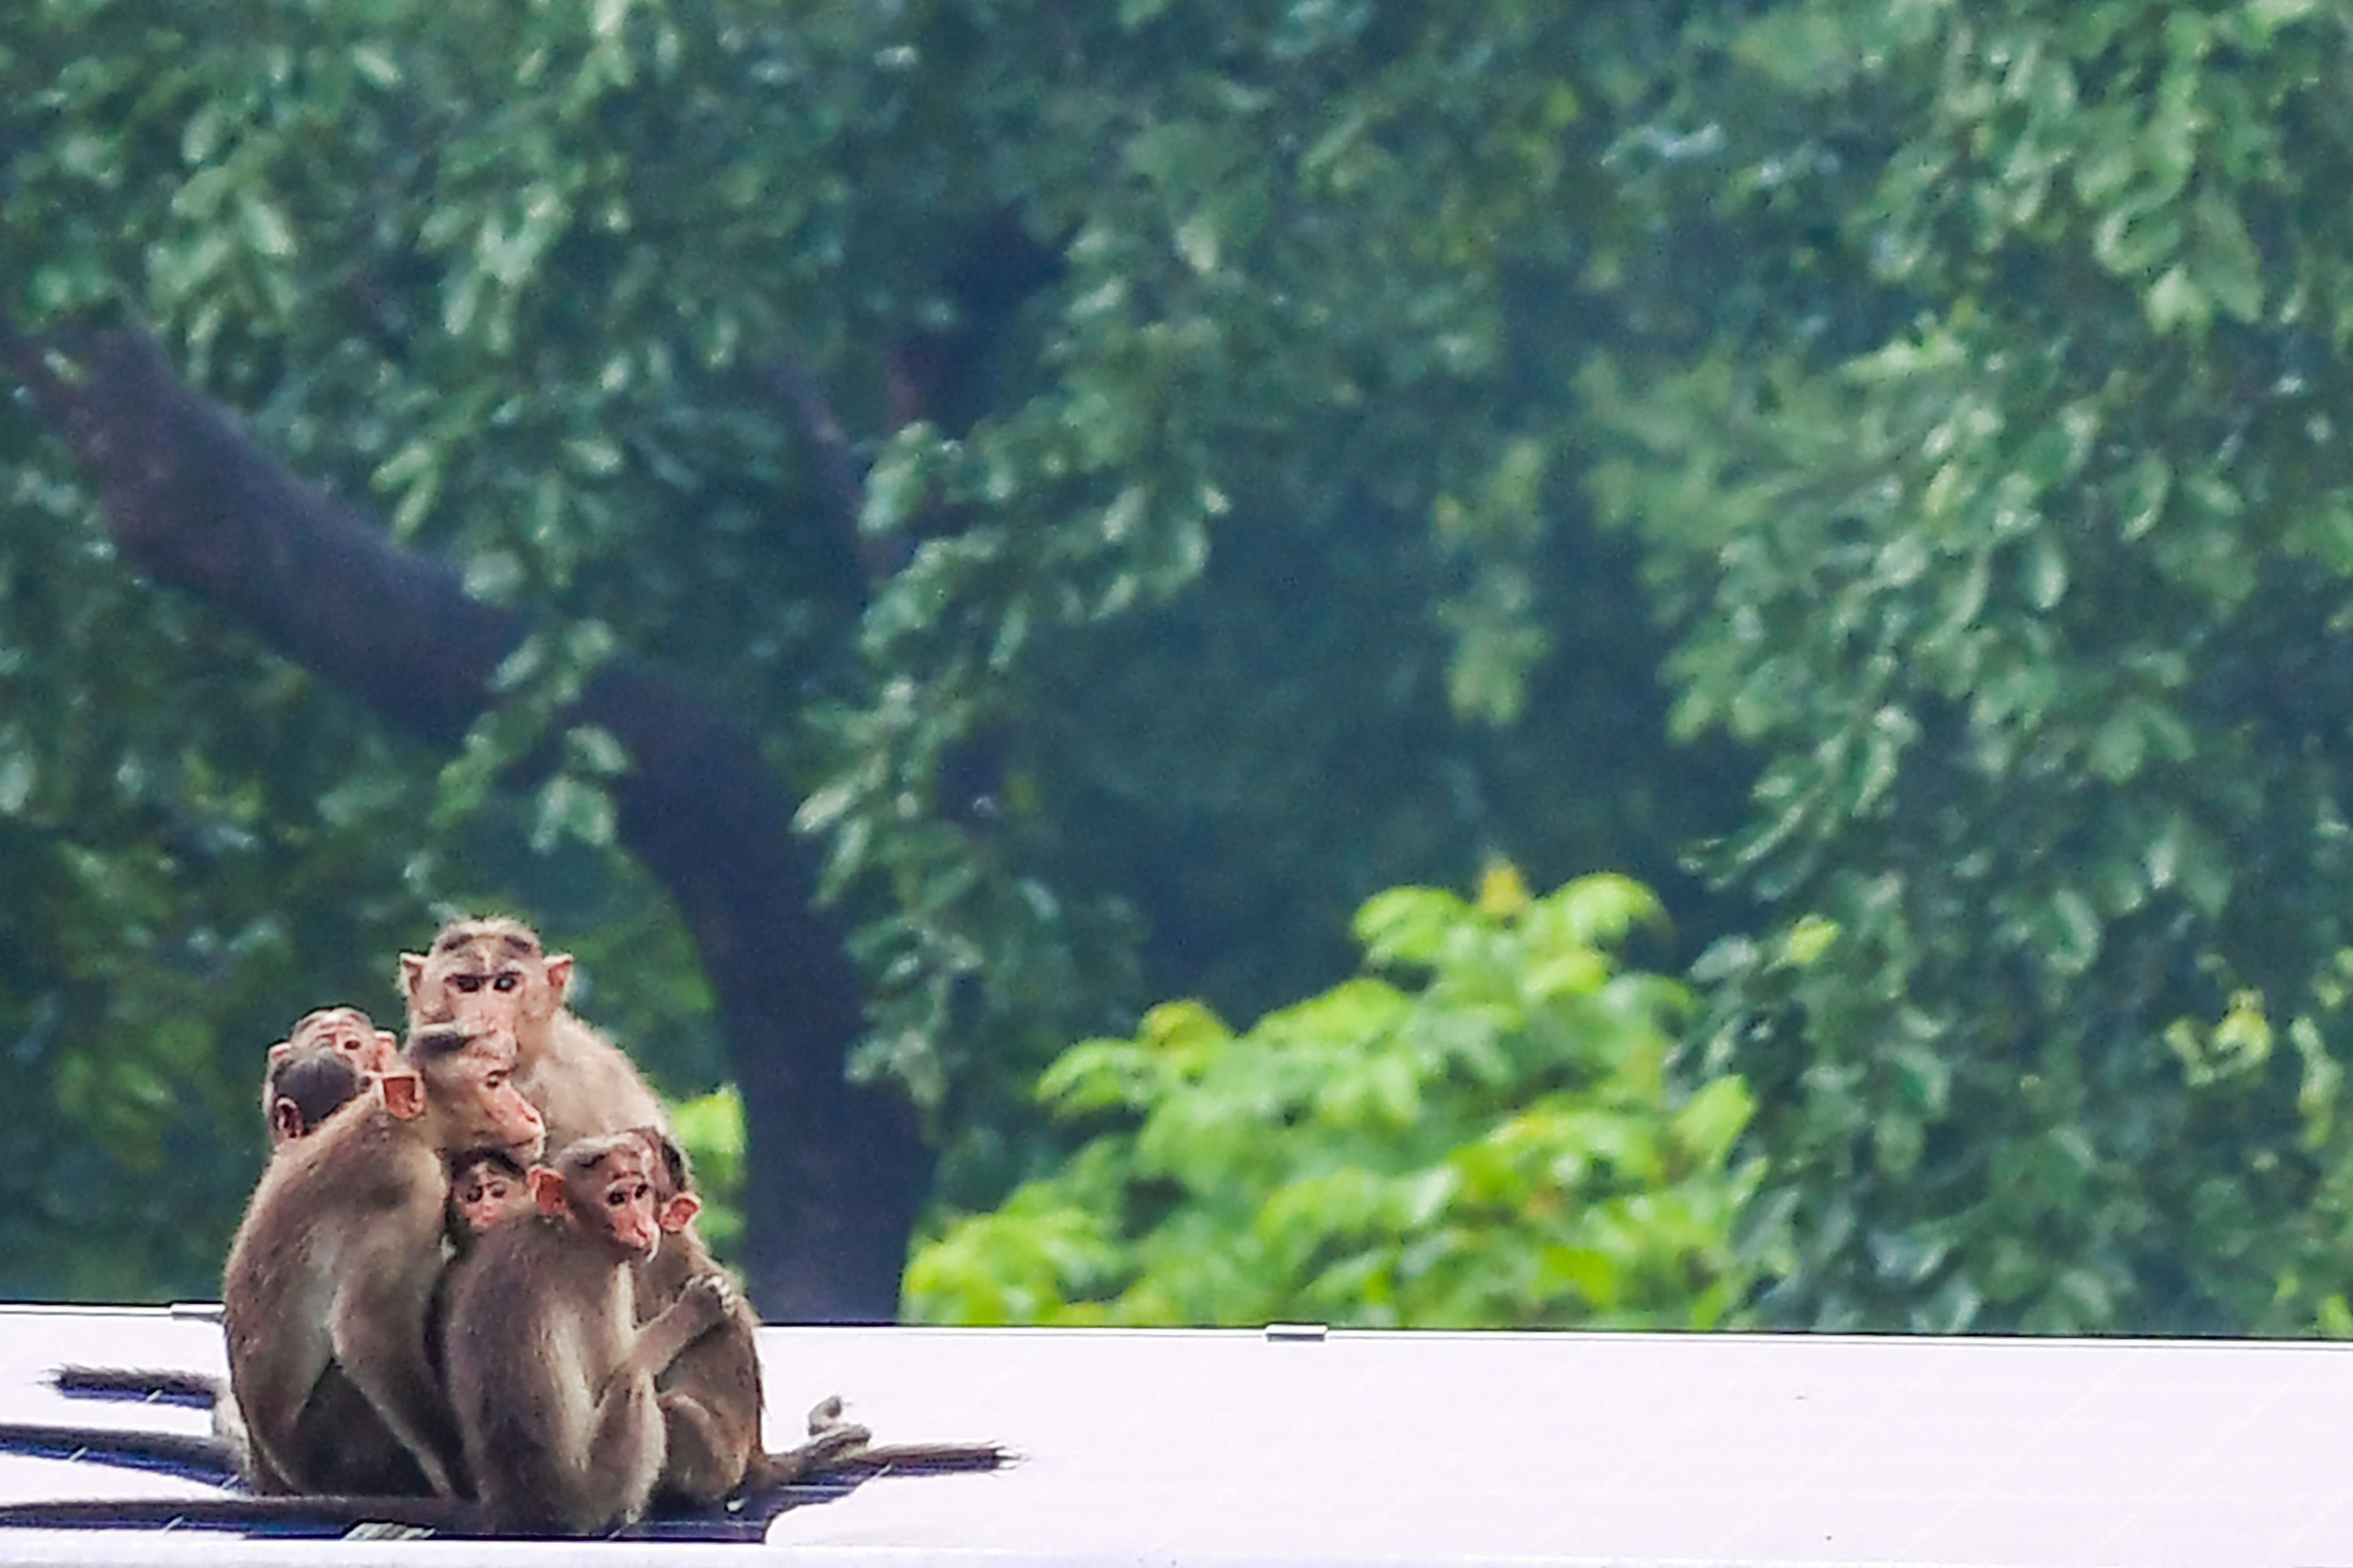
[2189, 191, 2263, 322]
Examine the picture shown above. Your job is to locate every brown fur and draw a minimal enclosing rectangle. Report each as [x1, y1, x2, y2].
[399, 916, 668, 1152]
[630, 1130, 767, 1505]
[442, 1134, 732, 1535]
[222, 1026, 544, 1498]
[261, 1043, 364, 1149]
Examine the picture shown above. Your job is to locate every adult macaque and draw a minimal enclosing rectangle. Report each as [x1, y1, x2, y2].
[223, 1023, 546, 1499]
[400, 917, 667, 1152]
[442, 1133, 734, 1535]
[261, 1043, 364, 1149]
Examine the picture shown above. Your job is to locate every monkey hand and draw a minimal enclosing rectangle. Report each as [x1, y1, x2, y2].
[678, 1272, 741, 1333]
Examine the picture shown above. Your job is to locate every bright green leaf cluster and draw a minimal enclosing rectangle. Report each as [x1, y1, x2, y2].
[905, 872, 1762, 1329]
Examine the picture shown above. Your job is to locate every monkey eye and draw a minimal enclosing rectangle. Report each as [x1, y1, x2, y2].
[493, 973, 521, 992]
[452, 974, 482, 992]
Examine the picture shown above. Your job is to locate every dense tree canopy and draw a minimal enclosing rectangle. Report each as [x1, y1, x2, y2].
[1588, 0, 2353, 1333]
[7, 0, 2353, 1336]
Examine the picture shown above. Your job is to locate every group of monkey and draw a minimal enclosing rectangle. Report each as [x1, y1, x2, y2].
[6, 914, 1000, 1538]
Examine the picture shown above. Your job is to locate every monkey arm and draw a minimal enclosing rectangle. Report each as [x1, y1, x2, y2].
[611, 1276, 733, 1396]
[328, 1242, 462, 1498]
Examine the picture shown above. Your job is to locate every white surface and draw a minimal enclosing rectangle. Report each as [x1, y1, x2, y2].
[0, 1308, 2350, 1565]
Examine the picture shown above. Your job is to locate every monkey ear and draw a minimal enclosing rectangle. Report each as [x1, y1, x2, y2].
[380, 1070, 426, 1121]
[269, 1097, 307, 1145]
[544, 953, 576, 1002]
[398, 952, 427, 1001]
[266, 1040, 293, 1067]
[657, 1192, 701, 1234]
[527, 1166, 568, 1217]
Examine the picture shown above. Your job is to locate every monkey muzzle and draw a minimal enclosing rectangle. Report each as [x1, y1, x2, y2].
[614, 1212, 661, 1256]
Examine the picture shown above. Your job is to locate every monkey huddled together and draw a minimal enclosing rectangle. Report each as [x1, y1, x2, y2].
[205, 915, 911, 1535]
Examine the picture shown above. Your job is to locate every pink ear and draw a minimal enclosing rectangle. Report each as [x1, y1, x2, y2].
[398, 953, 427, 1001]
[657, 1192, 701, 1234]
[270, 1097, 306, 1145]
[527, 1166, 568, 1217]
[267, 1041, 293, 1067]
[380, 1071, 425, 1121]
[544, 954, 576, 1002]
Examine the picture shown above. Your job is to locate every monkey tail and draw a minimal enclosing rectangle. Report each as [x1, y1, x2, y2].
[0, 1494, 479, 1535]
[49, 1366, 222, 1407]
[819, 1440, 1016, 1478]
[743, 1433, 1014, 1497]
[0, 1421, 240, 1482]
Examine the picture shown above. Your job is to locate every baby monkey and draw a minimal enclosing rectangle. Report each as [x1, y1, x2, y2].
[443, 1147, 533, 1246]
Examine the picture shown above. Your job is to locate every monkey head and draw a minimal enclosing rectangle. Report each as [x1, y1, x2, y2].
[529, 1135, 685, 1259]
[399, 917, 574, 1038]
[445, 1146, 533, 1238]
[627, 1125, 706, 1236]
[273, 1005, 400, 1080]
[263, 1043, 365, 1148]
[389, 1024, 546, 1164]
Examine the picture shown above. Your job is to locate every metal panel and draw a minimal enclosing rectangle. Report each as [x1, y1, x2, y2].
[0, 1307, 2348, 1566]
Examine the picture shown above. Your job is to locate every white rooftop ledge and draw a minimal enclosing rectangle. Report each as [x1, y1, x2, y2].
[0, 1306, 2346, 1566]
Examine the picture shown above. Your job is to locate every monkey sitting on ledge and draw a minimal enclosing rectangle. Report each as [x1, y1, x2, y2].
[224, 1020, 546, 1499]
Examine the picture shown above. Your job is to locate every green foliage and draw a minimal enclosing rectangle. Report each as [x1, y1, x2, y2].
[23, 0, 2353, 1339]
[905, 872, 1761, 1328]
[671, 1085, 746, 1263]
[1588, 0, 2353, 1333]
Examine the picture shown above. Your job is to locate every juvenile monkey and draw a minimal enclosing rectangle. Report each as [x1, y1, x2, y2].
[223, 1023, 546, 1499]
[624, 1130, 993, 1501]
[628, 1128, 775, 1505]
[400, 917, 669, 1153]
[442, 1132, 735, 1535]
[269, 1004, 401, 1080]
[258, 1005, 399, 1147]
[261, 1043, 365, 1149]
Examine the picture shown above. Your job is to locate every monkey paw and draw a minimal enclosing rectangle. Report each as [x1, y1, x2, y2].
[682, 1272, 741, 1326]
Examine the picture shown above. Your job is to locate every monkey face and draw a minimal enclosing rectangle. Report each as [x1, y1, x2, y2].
[291, 1007, 398, 1076]
[404, 931, 569, 1036]
[534, 1144, 664, 1257]
[433, 1034, 547, 1163]
[601, 1167, 663, 1257]
[450, 1162, 529, 1235]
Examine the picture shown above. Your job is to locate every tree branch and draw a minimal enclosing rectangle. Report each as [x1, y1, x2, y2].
[1, 317, 927, 1322]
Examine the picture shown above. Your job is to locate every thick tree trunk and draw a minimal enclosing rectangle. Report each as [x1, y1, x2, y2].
[0, 321, 927, 1322]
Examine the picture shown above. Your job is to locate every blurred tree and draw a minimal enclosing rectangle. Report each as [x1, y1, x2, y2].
[1585, 0, 2353, 1333]
[0, 2, 1740, 1309]
[906, 870, 1759, 1329]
